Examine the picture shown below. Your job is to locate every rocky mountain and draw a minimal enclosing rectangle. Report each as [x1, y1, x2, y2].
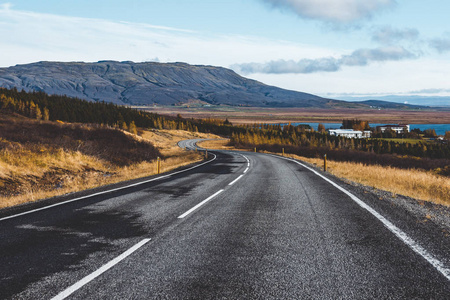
[0, 61, 340, 107]
[0, 61, 431, 109]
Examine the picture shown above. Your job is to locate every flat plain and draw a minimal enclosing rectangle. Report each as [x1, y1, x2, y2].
[140, 106, 450, 125]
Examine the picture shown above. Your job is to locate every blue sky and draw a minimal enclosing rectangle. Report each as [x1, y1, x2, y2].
[1, 0, 450, 102]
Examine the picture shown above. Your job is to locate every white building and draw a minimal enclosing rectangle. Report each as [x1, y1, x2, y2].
[376, 124, 410, 133]
[328, 129, 371, 138]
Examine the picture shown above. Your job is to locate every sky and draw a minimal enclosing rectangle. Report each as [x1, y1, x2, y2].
[1, 0, 450, 103]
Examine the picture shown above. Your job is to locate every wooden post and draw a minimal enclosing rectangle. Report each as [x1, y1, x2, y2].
[157, 157, 161, 174]
[282, 148, 284, 156]
[324, 154, 327, 172]
[205, 149, 208, 159]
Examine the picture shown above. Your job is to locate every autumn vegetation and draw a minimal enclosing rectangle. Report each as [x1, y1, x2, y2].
[0, 112, 220, 208]
[1, 87, 449, 207]
[0, 88, 227, 208]
[229, 123, 450, 176]
[0, 88, 239, 135]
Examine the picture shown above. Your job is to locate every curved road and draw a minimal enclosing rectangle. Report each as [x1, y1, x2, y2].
[1, 140, 449, 299]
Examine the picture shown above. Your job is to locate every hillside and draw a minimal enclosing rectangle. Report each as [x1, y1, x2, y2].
[0, 61, 341, 108]
[0, 112, 215, 208]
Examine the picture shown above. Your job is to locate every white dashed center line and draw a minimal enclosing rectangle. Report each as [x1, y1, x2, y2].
[228, 175, 244, 186]
[178, 189, 225, 219]
[51, 238, 151, 300]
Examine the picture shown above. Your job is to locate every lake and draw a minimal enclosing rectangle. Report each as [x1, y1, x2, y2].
[286, 122, 450, 136]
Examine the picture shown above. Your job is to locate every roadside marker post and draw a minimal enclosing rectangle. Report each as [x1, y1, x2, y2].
[324, 154, 327, 172]
[254, 147, 257, 153]
[282, 148, 284, 156]
[205, 149, 208, 159]
[157, 157, 161, 174]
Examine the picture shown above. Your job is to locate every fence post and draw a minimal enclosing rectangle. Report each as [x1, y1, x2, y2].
[157, 157, 161, 174]
[324, 154, 327, 172]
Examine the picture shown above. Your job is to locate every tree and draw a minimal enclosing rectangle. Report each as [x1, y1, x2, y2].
[43, 107, 50, 121]
[35, 106, 42, 120]
[318, 123, 326, 133]
[342, 119, 370, 131]
[445, 131, 450, 140]
[424, 129, 437, 138]
[128, 121, 137, 135]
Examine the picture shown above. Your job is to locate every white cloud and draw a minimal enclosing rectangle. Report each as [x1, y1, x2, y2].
[430, 37, 450, 53]
[408, 88, 450, 95]
[260, 0, 395, 23]
[0, 5, 332, 68]
[372, 26, 419, 44]
[246, 58, 450, 97]
[232, 46, 415, 74]
[0, 2, 12, 10]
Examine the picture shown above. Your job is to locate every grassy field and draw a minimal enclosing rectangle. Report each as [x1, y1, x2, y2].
[198, 139, 450, 206]
[141, 106, 450, 125]
[378, 138, 429, 144]
[0, 114, 220, 209]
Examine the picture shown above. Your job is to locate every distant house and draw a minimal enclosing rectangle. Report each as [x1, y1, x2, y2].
[376, 124, 410, 133]
[328, 129, 371, 138]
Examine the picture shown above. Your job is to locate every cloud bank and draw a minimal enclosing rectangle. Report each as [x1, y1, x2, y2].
[372, 26, 419, 44]
[430, 37, 450, 53]
[0, 5, 332, 68]
[232, 46, 415, 74]
[260, 0, 395, 23]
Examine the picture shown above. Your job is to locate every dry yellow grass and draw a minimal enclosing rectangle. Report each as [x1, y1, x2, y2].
[199, 139, 450, 206]
[286, 155, 450, 206]
[0, 129, 220, 209]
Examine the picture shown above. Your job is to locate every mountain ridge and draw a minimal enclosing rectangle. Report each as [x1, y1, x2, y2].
[0, 61, 429, 109]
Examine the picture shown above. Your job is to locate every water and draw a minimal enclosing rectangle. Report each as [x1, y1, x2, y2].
[284, 122, 450, 136]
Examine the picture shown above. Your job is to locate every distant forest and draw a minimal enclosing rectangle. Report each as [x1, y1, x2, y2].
[1, 87, 448, 175]
[230, 123, 450, 175]
[0, 88, 240, 136]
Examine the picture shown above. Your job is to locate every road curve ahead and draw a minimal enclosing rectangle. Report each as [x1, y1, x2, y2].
[1, 140, 449, 299]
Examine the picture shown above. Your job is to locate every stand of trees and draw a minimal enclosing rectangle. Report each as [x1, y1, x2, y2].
[0, 88, 243, 136]
[230, 124, 449, 159]
[230, 123, 450, 176]
[342, 119, 370, 131]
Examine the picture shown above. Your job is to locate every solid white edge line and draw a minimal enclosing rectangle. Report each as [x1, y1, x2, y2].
[228, 175, 244, 186]
[51, 238, 151, 300]
[178, 189, 224, 219]
[244, 168, 249, 174]
[269, 153, 450, 281]
[0, 153, 217, 222]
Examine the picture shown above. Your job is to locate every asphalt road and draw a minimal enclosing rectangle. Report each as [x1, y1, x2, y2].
[1, 139, 449, 299]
